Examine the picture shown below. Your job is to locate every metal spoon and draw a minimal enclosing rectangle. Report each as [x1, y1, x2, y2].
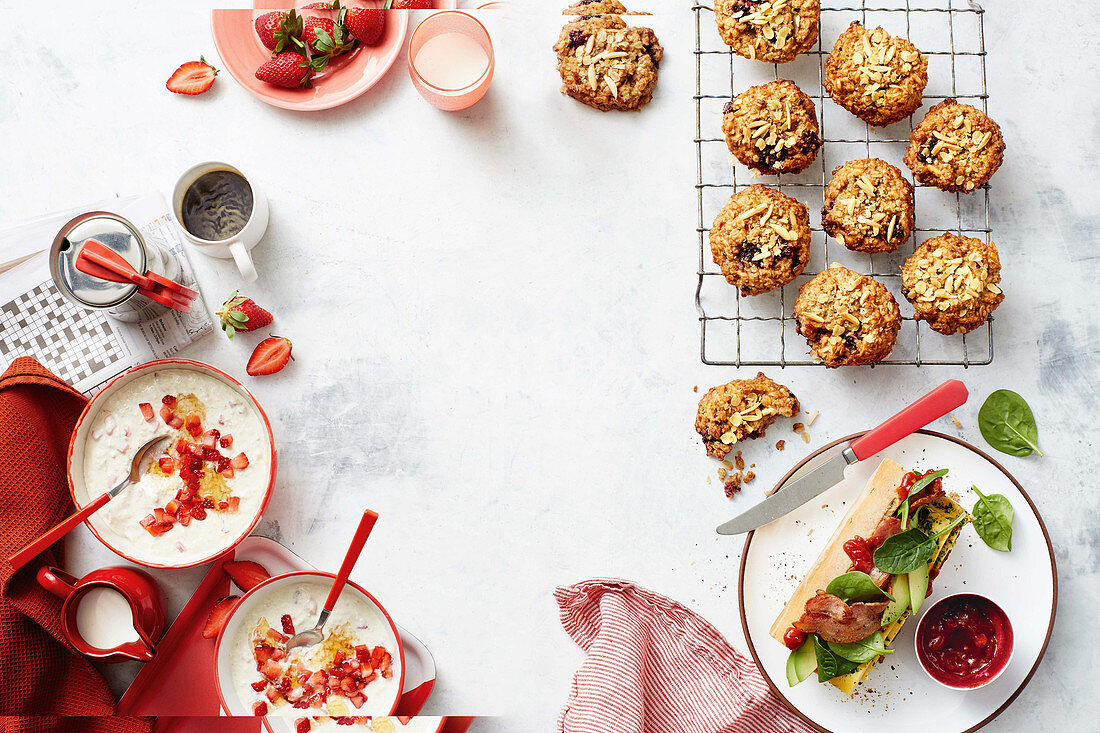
[8, 434, 170, 570]
[285, 509, 379, 651]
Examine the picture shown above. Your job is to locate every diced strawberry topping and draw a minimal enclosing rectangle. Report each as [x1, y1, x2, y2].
[158, 456, 176, 473]
[202, 429, 220, 448]
[139, 402, 155, 421]
[250, 679, 268, 692]
[220, 434, 233, 448]
[252, 701, 268, 716]
[295, 718, 312, 733]
[332, 650, 345, 666]
[349, 694, 364, 709]
[261, 659, 284, 680]
[159, 405, 174, 424]
[178, 509, 192, 526]
[271, 648, 287, 661]
[162, 395, 177, 407]
[184, 412, 203, 437]
[228, 496, 241, 511]
[231, 452, 250, 469]
[221, 467, 235, 479]
[164, 499, 181, 516]
[281, 614, 295, 635]
[168, 415, 184, 429]
[217, 500, 229, 510]
[191, 505, 207, 520]
[267, 628, 288, 644]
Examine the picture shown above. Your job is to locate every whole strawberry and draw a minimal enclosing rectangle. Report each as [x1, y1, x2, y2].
[255, 10, 304, 53]
[345, 7, 385, 45]
[303, 16, 354, 57]
[217, 292, 273, 339]
[255, 51, 314, 88]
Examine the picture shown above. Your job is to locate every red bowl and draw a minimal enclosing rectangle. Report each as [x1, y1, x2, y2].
[213, 570, 406, 722]
[67, 358, 277, 569]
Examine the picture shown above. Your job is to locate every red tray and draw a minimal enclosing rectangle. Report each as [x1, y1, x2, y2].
[116, 536, 471, 732]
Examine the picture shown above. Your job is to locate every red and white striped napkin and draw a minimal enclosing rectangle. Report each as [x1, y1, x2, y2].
[555, 578, 814, 733]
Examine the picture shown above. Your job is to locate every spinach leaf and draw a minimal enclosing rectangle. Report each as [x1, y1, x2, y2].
[873, 514, 967, 574]
[826, 571, 895, 604]
[814, 635, 861, 682]
[978, 390, 1043, 457]
[829, 632, 895, 664]
[898, 469, 948, 529]
[972, 486, 1014, 552]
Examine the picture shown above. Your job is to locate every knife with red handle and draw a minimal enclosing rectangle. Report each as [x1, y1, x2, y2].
[716, 380, 968, 535]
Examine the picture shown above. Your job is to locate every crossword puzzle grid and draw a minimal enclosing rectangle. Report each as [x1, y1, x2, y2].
[0, 280, 129, 385]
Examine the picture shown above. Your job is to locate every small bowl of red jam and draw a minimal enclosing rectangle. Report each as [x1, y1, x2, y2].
[915, 593, 1014, 690]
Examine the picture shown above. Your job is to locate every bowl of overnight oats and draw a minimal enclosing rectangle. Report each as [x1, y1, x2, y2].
[213, 571, 405, 727]
[67, 359, 276, 568]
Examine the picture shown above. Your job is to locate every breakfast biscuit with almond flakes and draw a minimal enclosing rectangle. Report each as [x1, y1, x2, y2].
[822, 158, 914, 253]
[714, 0, 820, 63]
[794, 265, 901, 367]
[723, 80, 821, 174]
[902, 233, 1004, 335]
[823, 22, 928, 127]
[554, 14, 663, 112]
[904, 99, 1004, 192]
[709, 185, 811, 295]
[696, 373, 799, 459]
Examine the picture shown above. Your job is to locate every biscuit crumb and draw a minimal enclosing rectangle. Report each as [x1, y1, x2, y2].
[706, 475, 712, 484]
[792, 422, 805, 433]
[950, 414, 963, 429]
[776, 440, 785, 450]
[744, 471, 756, 483]
[718, 467, 728, 481]
[801, 432, 811, 444]
[734, 451, 745, 471]
[724, 473, 743, 497]
[721, 459, 734, 470]
[693, 385, 699, 393]
[805, 409, 819, 426]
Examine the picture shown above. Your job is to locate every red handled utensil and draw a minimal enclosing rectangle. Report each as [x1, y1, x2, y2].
[75, 240, 198, 313]
[8, 436, 170, 570]
[716, 380, 969, 535]
[285, 508, 380, 651]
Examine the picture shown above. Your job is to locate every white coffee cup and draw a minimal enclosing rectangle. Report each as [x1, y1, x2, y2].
[171, 161, 268, 282]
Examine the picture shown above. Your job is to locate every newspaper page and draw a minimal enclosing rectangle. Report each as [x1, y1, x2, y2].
[0, 193, 213, 395]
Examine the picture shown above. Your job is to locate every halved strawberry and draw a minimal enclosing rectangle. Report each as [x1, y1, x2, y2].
[139, 402, 155, 421]
[166, 57, 218, 95]
[231, 452, 250, 470]
[246, 336, 293, 376]
[201, 595, 240, 639]
[223, 559, 270, 591]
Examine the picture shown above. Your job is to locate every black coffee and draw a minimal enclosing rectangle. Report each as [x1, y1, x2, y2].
[180, 169, 254, 242]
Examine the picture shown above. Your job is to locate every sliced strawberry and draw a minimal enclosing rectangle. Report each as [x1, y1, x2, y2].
[246, 336, 294, 376]
[166, 57, 218, 95]
[222, 559, 270, 591]
[252, 700, 268, 716]
[281, 614, 295, 635]
[345, 7, 385, 45]
[221, 467, 236, 480]
[231, 452, 250, 470]
[220, 433, 234, 448]
[184, 412, 203, 437]
[201, 595, 240, 639]
[139, 402, 155, 421]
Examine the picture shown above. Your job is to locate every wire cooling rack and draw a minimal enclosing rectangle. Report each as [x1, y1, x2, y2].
[694, 0, 994, 367]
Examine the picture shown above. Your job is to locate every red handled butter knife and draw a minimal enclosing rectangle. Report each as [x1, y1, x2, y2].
[715, 380, 968, 536]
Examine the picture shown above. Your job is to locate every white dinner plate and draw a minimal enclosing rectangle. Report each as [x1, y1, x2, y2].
[738, 430, 1056, 733]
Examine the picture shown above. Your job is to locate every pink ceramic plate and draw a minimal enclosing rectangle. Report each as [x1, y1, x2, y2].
[211, 2, 458, 112]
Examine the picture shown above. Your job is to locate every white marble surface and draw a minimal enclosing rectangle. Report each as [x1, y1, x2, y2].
[1, 1, 1097, 730]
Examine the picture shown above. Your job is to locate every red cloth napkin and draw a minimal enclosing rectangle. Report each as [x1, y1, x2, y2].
[556, 578, 814, 733]
[0, 357, 151, 731]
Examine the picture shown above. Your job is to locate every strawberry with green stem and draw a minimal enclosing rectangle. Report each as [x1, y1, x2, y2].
[166, 57, 218, 95]
[217, 292, 273, 339]
[255, 10, 306, 53]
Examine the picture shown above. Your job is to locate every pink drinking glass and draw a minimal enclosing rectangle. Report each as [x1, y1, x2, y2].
[408, 11, 495, 111]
